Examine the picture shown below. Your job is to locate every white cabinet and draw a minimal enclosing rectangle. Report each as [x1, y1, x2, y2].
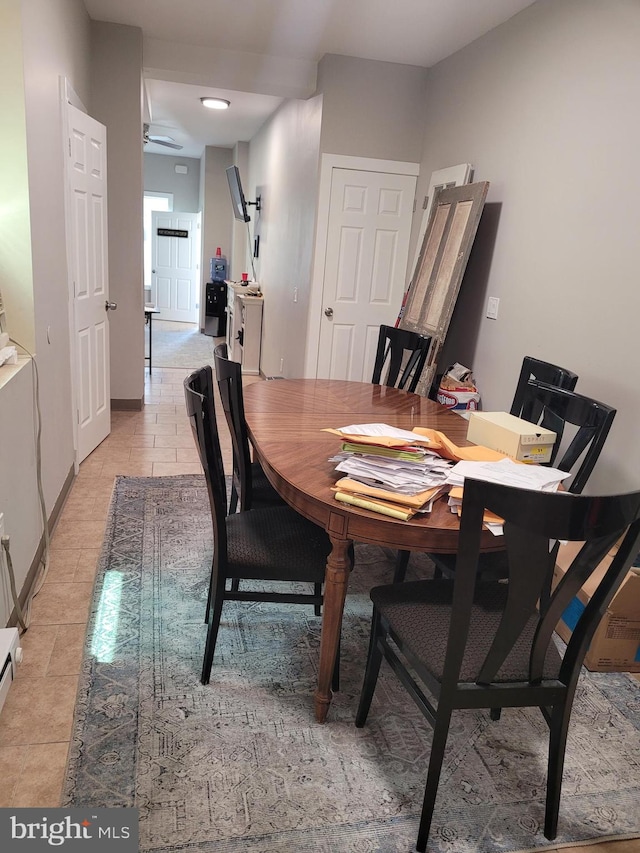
[225, 282, 263, 375]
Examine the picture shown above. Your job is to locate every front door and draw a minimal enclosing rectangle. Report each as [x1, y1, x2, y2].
[316, 168, 416, 381]
[151, 211, 201, 322]
[66, 103, 111, 463]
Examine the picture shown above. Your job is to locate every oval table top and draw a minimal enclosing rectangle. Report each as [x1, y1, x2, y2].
[243, 378, 503, 555]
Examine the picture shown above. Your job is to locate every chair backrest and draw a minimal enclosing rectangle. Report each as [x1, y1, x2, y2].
[184, 365, 229, 558]
[520, 380, 616, 494]
[371, 324, 431, 393]
[450, 478, 640, 690]
[510, 356, 578, 419]
[213, 342, 254, 510]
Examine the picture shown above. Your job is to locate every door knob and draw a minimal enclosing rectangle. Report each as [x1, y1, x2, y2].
[105, 301, 118, 311]
[324, 307, 333, 318]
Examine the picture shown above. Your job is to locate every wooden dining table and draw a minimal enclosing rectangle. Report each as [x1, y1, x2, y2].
[243, 378, 504, 723]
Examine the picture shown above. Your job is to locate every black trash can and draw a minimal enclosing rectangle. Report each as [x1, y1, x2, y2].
[204, 281, 227, 337]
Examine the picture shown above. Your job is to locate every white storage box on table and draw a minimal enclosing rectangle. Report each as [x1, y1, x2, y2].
[467, 411, 556, 463]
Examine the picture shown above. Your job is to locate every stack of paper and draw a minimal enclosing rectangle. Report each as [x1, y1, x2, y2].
[445, 457, 569, 491]
[326, 424, 453, 520]
[331, 451, 452, 493]
[445, 457, 571, 535]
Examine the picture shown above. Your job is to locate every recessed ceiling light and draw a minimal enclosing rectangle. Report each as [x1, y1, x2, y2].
[201, 97, 230, 110]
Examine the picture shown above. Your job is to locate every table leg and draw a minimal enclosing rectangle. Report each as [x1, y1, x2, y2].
[149, 312, 153, 374]
[315, 535, 352, 723]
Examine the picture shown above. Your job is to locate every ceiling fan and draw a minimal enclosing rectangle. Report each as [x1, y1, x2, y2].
[143, 123, 183, 150]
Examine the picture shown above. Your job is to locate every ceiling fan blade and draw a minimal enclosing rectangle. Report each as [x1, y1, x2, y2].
[150, 138, 183, 150]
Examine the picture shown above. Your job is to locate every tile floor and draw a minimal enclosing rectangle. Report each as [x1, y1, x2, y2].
[0, 366, 245, 808]
[0, 366, 637, 853]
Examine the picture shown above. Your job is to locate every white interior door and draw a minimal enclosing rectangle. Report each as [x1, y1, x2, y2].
[316, 168, 416, 381]
[151, 212, 200, 322]
[66, 103, 111, 463]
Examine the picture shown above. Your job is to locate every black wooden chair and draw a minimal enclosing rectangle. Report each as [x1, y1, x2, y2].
[184, 365, 342, 686]
[356, 477, 640, 852]
[371, 324, 431, 393]
[510, 356, 578, 420]
[372, 325, 431, 580]
[213, 342, 284, 514]
[425, 381, 617, 583]
[520, 381, 616, 493]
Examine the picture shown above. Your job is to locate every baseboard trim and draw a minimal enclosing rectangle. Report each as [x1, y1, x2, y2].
[111, 397, 144, 411]
[7, 463, 75, 629]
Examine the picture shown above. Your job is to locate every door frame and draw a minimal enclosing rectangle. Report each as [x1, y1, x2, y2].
[303, 154, 419, 378]
[61, 78, 87, 471]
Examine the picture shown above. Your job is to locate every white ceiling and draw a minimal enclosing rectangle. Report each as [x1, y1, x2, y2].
[84, 0, 537, 158]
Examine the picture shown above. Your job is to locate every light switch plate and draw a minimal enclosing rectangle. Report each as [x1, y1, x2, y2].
[486, 296, 500, 320]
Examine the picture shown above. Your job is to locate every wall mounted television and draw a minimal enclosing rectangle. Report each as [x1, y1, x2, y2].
[226, 165, 252, 223]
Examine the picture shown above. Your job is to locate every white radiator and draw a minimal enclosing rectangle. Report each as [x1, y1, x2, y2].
[0, 627, 22, 716]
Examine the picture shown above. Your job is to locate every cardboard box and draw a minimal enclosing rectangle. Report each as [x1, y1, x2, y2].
[467, 411, 556, 463]
[553, 540, 640, 672]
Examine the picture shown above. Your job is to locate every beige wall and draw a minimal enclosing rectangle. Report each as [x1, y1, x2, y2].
[0, 0, 91, 620]
[248, 96, 323, 378]
[90, 21, 144, 404]
[250, 56, 428, 380]
[22, 0, 91, 496]
[228, 142, 250, 283]
[199, 146, 233, 329]
[144, 153, 201, 211]
[0, 0, 35, 353]
[423, 0, 640, 491]
[316, 54, 428, 163]
[201, 147, 233, 274]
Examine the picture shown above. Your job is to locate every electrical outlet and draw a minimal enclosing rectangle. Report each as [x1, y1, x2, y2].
[486, 296, 500, 320]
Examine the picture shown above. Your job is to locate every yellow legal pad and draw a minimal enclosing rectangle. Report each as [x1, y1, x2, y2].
[333, 491, 417, 520]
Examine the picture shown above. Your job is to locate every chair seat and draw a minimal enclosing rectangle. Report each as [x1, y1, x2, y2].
[251, 460, 286, 508]
[371, 579, 562, 683]
[226, 505, 330, 582]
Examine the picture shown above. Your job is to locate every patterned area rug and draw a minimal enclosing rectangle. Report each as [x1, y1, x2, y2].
[62, 476, 640, 852]
[150, 320, 222, 369]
